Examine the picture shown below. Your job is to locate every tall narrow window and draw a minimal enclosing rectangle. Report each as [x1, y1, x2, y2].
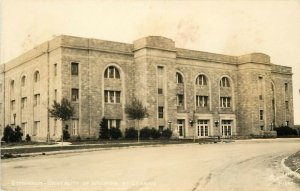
[34, 71, 40, 82]
[157, 66, 164, 95]
[21, 97, 27, 109]
[72, 119, 79, 135]
[259, 110, 264, 120]
[21, 76, 26, 87]
[104, 66, 120, 79]
[177, 94, 184, 106]
[0, 83, 2, 92]
[10, 80, 15, 92]
[34, 94, 40, 106]
[176, 73, 183, 84]
[33, 121, 40, 136]
[71, 88, 79, 102]
[285, 101, 289, 110]
[158, 88, 163, 95]
[196, 75, 207, 86]
[71, 62, 79, 75]
[11, 100, 16, 110]
[54, 63, 57, 76]
[158, 107, 164, 118]
[220, 77, 230, 87]
[284, 83, 288, 92]
[54, 89, 57, 101]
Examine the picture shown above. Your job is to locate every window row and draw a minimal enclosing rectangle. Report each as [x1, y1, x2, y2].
[10, 71, 40, 90]
[10, 94, 40, 110]
[176, 72, 231, 87]
[176, 95, 231, 108]
[104, 90, 121, 103]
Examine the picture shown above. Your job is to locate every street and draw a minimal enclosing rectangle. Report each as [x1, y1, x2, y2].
[1, 138, 300, 191]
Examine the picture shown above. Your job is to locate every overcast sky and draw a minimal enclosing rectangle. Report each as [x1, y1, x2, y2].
[1, 0, 299, 124]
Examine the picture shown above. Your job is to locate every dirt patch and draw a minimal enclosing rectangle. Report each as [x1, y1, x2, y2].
[284, 151, 300, 174]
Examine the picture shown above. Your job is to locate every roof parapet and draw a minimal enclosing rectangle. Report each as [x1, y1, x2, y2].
[238, 53, 270, 64]
[133, 36, 176, 52]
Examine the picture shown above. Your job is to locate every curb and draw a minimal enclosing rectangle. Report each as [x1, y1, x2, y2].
[281, 156, 300, 180]
[2, 143, 198, 160]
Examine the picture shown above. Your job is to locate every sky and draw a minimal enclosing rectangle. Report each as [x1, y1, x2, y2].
[1, 0, 300, 124]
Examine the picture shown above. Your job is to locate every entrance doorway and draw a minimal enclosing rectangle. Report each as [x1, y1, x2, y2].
[221, 120, 232, 137]
[177, 119, 185, 138]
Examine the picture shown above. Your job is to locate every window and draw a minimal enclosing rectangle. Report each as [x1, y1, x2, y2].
[72, 119, 79, 135]
[159, 126, 164, 132]
[176, 72, 183, 84]
[260, 126, 264, 131]
[220, 77, 230, 87]
[104, 90, 121, 103]
[71, 88, 79, 102]
[21, 97, 27, 109]
[284, 83, 288, 92]
[54, 63, 57, 76]
[157, 66, 164, 75]
[34, 71, 40, 82]
[33, 121, 40, 136]
[11, 100, 15, 110]
[21, 76, 26, 87]
[221, 120, 232, 136]
[197, 120, 209, 137]
[107, 119, 121, 129]
[196, 96, 208, 107]
[177, 94, 184, 106]
[158, 107, 164, 118]
[71, 62, 79, 75]
[0, 83, 2, 92]
[10, 80, 14, 91]
[259, 95, 263, 100]
[54, 89, 57, 101]
[285, 101, 289, 110]
[220, 97, 231, 108]
[21, 122, 27, 135]
[158, 88, 163, 95]
[34, 94, 40, 106]
[196, 75, 207, 86]
[104, 66, 120, 79]
[272, 99, 275, 110]
[177, 120, 185, 137]
[259, 110, 264, 120]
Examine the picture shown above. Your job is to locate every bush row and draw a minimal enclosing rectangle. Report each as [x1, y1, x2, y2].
[1, 125, 31, 143]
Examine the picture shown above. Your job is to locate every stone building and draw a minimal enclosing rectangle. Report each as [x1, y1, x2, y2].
[0, 35, 294, 141]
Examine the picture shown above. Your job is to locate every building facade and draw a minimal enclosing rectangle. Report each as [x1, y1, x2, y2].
[0, 35, 294, 141]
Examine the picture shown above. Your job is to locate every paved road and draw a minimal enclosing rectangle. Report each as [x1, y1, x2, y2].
[1, 139, 300, 191]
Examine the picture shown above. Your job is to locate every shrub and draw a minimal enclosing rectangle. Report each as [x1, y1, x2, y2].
[63, 129, 70, 140]
[76, 136, 81, 142]
[161, 128, 173, 139]
[150, 128, 160, 139]
[1, 125, 15, 142]
[14, 126, 23, 142]
[125, 127, 138, 139]
[140, 127, 152, 139]
[110, 128, 122, 139]
[275, 125, 298, 136]
[25, 134, 31, 142]
[99, 117, 110, 139]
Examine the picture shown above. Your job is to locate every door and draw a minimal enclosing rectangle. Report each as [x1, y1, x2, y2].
[221, 120, 232, 137]
[177, 119, 185, 138]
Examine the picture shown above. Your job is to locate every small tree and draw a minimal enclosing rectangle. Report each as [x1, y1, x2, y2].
[14, 126, 23, 142]
[125, 97, 149, 142]
[1, 125, 15, 143]
[99, 117, 110, 139]
[140, 127, 152, 139]
[161, 128, 173, 139]
[150, 128, 161, 139]
[49, 98, 74, 144]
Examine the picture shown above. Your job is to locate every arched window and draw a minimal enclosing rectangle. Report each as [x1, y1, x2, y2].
[196, 75, 207, 86]
[220, 77, 230, 87]
[176, 72, 183, 83]
[34, 71, 40, 82]
[104, 66, 120, 79]
[21, 76, 26, 87]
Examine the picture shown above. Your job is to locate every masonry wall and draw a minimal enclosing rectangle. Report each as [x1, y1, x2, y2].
[1, 35, 294, 141]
